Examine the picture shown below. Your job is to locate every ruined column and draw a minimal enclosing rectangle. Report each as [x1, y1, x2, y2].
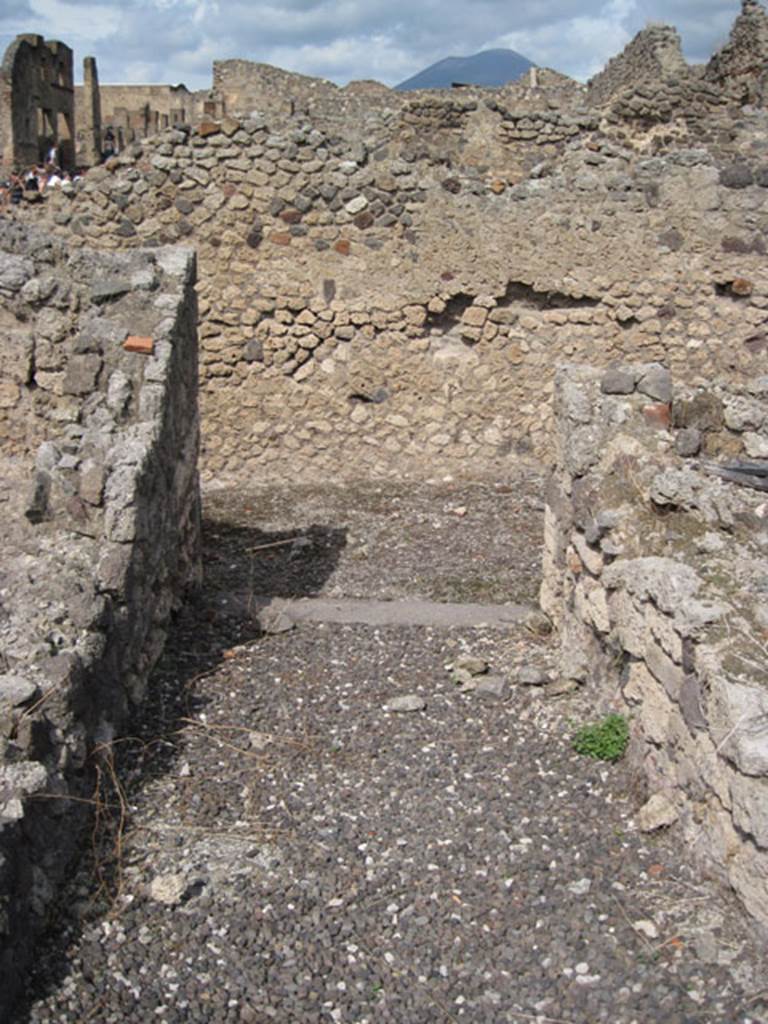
[81, 56, 102, 166]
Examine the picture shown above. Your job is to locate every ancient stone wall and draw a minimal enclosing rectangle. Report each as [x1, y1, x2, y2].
[0, 35, 75, 171]
[78, 56, 102, 166]
[0, 221, 201, 1016]
[603, 73, 726, 129]
[24, 100, 768, 484]
[587, 24, 689, 108]
[706, 0, 768, 104]
[495, 108, 598, 145]
[74, 82, 196, 158]
[502, 67, 586, 111]
[541, 363, 768, 928]
[211, 59, 400, 135]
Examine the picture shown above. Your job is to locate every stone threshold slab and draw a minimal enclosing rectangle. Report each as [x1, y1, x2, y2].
[224, 593, 534, 630]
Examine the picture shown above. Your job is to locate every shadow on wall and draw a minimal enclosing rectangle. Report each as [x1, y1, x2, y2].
[13, 512, 347, 1018]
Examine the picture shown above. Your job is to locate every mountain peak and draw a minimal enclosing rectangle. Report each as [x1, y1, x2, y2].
[395, 49, 535, 91]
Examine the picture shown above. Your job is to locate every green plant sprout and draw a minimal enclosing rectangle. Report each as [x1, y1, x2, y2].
[573, 713, 629, 762]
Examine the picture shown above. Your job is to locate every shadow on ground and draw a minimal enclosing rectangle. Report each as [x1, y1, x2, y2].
[13, 512, 347, 1021]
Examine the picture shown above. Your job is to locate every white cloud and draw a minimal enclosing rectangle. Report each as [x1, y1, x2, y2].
[0, 0, 748, 89]
[493, 0, 637, 80]
[29, 0, 121, 41]
[264, 33, 416, 84]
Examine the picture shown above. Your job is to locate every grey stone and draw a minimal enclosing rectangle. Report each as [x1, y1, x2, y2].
[638, 364, 673, 403]
[153, 247, 195, 282]
[451, 667, 476, 689]
[645, 637, 684, 700]
[107, 371, 132, 417]
[650, 468, 700, 509]
[731, 775, 768, 847]
[680, 673, 707, 732]
[709, 676, 768, 776]
[75, 316, 125, 353]
[564, 424, 604, 477]
[474, 675, 508, 700]
[675, 427, 701, 457]
[724, 396, 765, 433]
[720, 163, 754, 189]
[0, 761, 48, 822]
[345, 195, 368, 215]
[672, 392, 724, 431]
[454, 656, 488, 676]
[522, 609, 553, 636]
[0, 252, 34, 295]
[603, 557, 701, 618]
[384, 694, 426, 712]
[245, 339, 264, 363]
[36, 442, 61, 472]
[79, 459, 106, 506]
[149, 873, 187, 906]
[633, 919, 659, 939]
[90, 278, 132, 303]
[560, 380, 593, 424]
[64, 354, 102, 396]
[517, 666, 550, 686]
[257, 608, 295, 634]
[566, 878, 592, 896]
[601, 367, 637, 394]
[638, 793, 679, 831]
[0, 674, 39, 707]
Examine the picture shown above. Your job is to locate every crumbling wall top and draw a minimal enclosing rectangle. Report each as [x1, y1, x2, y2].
[587, 24, 689, 107]
[706, 0, 768, 102]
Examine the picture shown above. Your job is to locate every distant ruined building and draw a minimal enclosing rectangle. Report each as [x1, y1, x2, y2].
[74, 82, 197, 155]
[0, 35, 75, 171]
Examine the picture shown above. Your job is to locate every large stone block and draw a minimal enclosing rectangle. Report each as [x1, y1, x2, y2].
[708, 675, 768, 777]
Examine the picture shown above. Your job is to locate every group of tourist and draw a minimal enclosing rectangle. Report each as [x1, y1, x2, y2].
[0, 145, 83, 210]
[0, 132, 118, 211]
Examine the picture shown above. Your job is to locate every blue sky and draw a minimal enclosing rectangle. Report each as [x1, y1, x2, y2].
[0, 0, 746, 90]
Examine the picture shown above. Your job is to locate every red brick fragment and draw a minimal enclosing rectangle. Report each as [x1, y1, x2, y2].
[269, 232, 292, 246]
[643, 402, 671, 430]
[124, 335, 154, 355]
[334, 239, 351, 256]
[280, 208, 303, 224]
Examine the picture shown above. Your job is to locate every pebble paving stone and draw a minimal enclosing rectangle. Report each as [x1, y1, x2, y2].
[17, 477, 768, 1024]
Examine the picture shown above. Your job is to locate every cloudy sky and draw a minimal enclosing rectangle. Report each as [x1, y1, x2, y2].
[0, 0, 745, 91]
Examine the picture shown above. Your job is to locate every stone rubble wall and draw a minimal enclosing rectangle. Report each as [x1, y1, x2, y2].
[17, 79, 768, 484]
[605, 73, 726, 128]
[706, 0, 768, 104]
[587, 25, 689, 108]
[211, 59, 402, 138]
[541, 362, 768, 928]
[0, 223, 201, 1016]
[495, 108, 598, 144]
[499, 67, 586, 112]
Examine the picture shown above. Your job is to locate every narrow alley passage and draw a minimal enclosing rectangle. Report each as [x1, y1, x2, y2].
[18, 475, 768, 1024]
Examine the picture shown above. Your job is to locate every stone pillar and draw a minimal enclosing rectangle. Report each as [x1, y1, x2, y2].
[81, 56, 102, 166]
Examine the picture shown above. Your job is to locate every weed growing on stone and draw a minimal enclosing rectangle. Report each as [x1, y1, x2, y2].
[573, 713, 629, 762]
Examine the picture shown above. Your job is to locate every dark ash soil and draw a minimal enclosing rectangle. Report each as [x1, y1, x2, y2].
[16, 475, 768, 1024]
